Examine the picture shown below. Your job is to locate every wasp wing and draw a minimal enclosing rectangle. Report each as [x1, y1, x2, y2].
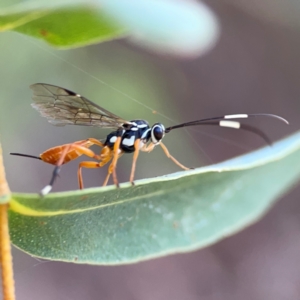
[30, 83, 130, 128]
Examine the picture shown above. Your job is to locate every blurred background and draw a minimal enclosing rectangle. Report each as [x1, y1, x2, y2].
[1, 0, 300, 299]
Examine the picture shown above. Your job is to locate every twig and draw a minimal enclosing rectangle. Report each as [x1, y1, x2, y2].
[0, 144, 15, 300]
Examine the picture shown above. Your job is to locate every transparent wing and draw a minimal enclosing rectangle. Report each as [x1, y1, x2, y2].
[30, 83, 130, 128]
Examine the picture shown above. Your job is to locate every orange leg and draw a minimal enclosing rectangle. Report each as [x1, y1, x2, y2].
[111, 135, 122, 187]
[65, 138, 105, 161]
[159, 142, 190, 170]
[40, 139, 105, 196]
[69, 145, 103, 160]
[141, 142, 155, 153]
[56, 143, 73, 167]
[85, 138, 105, 148]
[102, 171, 111, 187]
[78, 145, 114, 189]
[40, 143, 73, 196]
[41, 138, 105, 165]
[129, 139, 141, 184]
[105, 151, 124, 187]
[78, 158, 112, 189]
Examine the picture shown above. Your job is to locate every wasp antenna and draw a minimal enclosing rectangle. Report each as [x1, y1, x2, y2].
[240, 124, 272, 145]
[10, 153, 41, 160]
[229, 113, 289, 125]
[199, 121, 273, 145]
[165, 118, 282, 145]
[165, 113, 288, 132]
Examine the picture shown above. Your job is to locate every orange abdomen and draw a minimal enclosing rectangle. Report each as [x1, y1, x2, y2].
[40, 140, 93, 165]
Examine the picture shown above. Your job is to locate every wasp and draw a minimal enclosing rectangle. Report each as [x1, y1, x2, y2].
[10, 83, 288, 195]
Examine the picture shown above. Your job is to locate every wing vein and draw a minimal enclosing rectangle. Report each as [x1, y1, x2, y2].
[30, 83, 130, 129]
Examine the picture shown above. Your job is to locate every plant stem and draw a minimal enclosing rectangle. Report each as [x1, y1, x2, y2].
[0, 145, 15, 300]
[0, 145, 10, 203]
[0, 204, 15, 300]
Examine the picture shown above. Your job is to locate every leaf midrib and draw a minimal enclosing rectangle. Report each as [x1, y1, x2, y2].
[9, 189, 165, 216]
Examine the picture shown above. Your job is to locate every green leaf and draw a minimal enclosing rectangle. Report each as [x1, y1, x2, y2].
[0, 0, 219, 56]
[0, 1, 126, 48]
[99, 0, 219, 57]
[9, 131, 300, 265]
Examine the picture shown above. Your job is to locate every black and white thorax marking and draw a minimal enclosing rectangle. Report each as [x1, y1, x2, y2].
[104, 120, 165, 153]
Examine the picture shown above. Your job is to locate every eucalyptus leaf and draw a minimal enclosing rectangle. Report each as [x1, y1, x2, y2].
[0, 0, 219, 56]
[99, 0, 219, 57]
[0, 1, 126, 48]
[8, 131, 300, 264]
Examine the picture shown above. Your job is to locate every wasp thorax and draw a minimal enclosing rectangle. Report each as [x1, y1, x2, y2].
[151, 123, 165, 144]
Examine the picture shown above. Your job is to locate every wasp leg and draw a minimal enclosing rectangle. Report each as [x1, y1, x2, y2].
[40, 140, 104, 196]
[111, 131, 122, 187]
[160, 142, 190, 171]
[40, 144, 72, 196]
[85, 138, 105, 148]
[103, 170, 111, 187]
[78, 145, 114, 189]
[40, 138, 102, 165]
[141, 142, 155, 153]
[78, 159, 111, 189]
[129, 139, 141, 185]
[105, 151, 124, 187]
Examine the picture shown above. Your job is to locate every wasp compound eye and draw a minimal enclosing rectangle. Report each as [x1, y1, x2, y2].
[151, 123, 165, 144]
[154, 126, 163, 140]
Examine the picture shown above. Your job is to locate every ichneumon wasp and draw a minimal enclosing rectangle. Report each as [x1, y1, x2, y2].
[10, 83, 289, 195]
